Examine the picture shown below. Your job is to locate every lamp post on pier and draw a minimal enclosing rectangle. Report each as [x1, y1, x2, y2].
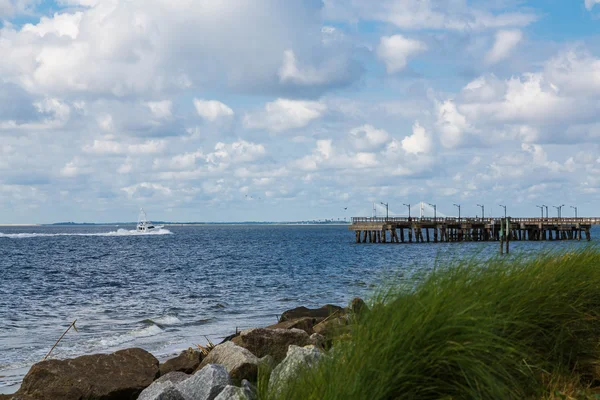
[499, 204, 507, 219]
[477, 204, 484, 221]
[403, 203, 411, 220]
[571, 206, 578, 219]
[428, 203, 437, 222]
[544, 205, 548, 219]
[553, 204, 564, 221]
[380, 202, 389, 221]
[454, 203, 461, 221]
[536, 205, 544, 219]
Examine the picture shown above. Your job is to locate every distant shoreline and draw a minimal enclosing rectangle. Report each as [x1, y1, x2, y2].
[0, 223, 350, 227]
[0, 224, 41, 227]
[163, 223, 350, 226]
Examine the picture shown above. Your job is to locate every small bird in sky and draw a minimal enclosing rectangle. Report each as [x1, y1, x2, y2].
[344, 207, 348, 210]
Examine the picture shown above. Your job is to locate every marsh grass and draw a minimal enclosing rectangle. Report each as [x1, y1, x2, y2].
[263, 249, 600, 400]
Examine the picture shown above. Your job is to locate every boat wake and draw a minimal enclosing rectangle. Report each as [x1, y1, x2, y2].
[0, 228, 173, 239]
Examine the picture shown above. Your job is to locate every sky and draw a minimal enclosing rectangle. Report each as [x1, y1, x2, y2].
[1, 0, 600, 223]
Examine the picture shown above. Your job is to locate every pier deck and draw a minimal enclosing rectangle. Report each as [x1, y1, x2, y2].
[350, 217, 600, 244]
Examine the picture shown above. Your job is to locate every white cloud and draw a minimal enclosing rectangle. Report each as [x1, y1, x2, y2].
[22, 12, 83, 39]
[429, 48, 600, 152]
[121, 182, 172, 198]
[437, 100, 470, 149]
[34, 97, 71, 122]
[0, 0, 37, 17]
[349, 124, 390, 150]
[206, 140, 266, 165]
[60, 160, 80, 177]
[129, 140, 166, 154]
[521, 143, 567, 173]
[97, 114, 114, 132]
[294, 138, 380, 172]
[0, 1, 356, 97]
[146, 100, 172, 119]
[60, 157, 90, 177]
[167, 151, 204, 170]
[83, 139, 166, 155]
[376, 35, 427, 73]
[243, 99, 326, 132]
[485, 30, 522, 64]
[585, 0, 600, 10]
[401, 122, 432, 154]
[544, 49, 600, 96]
[278, 49, 353, 86]
[459, 73, 573, 123]
[0, 97, 71, 131]
[193, 99, 234, 121]
[117, 159, 132, 174]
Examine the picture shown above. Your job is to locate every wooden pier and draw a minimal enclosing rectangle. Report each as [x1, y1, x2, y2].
[350, 217, 600, 244]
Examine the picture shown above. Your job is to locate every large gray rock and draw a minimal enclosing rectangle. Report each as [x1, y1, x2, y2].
[15, 348, 159, 400]
[268, 345, 323, 395]
[231, 328, 310, 363]
[213, 380, 256, 400]
[156, 372, 191, 385]
[138, 372, 191, 400]
[196, 342, 259, 381]
[177, 364, 230, 400]
[160, 349, 203, 376]
[138, 381, 185, 400]
[308, 333, 326, 349]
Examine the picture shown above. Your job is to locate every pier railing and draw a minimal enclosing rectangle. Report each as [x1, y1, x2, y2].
[351, 217, 600, 225]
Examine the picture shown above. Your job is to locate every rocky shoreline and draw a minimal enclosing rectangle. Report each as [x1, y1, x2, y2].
[1, 299, 366, 400]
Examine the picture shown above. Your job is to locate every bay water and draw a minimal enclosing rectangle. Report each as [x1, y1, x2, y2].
[1, 224, 597, 393]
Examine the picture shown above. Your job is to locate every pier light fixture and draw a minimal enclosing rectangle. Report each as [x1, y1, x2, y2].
[427, 203, 437, 222]
[571, 206, 578, 219]
[453, 203, 461, 221]
[380, 202, 389, 220]
[554, 204, 565, 220]
[499, 204, 507, 219]
[477, 204, 484, 221]
[544, 205, 548, 219]
[536, 205, 544, 219]
[403, 203, 411, 219]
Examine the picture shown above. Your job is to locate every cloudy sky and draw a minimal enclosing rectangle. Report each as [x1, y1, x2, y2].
[1, 0, 600, 223]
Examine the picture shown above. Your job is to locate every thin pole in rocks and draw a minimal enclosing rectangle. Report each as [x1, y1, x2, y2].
[43, 319, 78, 361]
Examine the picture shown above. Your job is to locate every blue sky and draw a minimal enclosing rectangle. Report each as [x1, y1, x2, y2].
[0, 0, 600, 223]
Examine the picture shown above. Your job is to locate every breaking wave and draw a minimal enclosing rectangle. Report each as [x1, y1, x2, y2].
[141, 315, 182, 327]
[98, 325, 164, 347]
[0, 228, 173, 239]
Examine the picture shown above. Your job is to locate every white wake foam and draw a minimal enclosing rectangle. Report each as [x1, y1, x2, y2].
[0, 228, 173, 238]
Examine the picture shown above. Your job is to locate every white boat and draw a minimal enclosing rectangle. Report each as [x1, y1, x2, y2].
[137, 209, 164, 233]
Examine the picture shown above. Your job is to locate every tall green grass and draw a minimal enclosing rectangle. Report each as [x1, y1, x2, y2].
[265, 249, 600, 400]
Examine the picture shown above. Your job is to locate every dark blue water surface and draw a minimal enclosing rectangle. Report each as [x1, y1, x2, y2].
[1, 224, 598, 392]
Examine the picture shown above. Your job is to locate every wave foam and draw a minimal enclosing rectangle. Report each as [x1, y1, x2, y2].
[144, 315, 182, 327]
[99, 324, 164, 347]
[0, 228, 173, 239]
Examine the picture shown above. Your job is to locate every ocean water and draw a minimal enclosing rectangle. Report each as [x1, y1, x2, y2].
[0, 224, 597, 393]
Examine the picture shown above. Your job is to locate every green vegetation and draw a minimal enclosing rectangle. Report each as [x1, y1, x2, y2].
[264, 249, 600, 399]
